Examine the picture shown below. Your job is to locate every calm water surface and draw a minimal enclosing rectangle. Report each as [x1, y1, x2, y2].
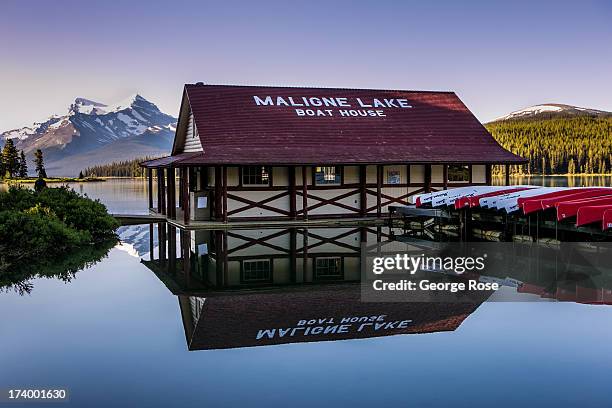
[2, 177, 612, 407]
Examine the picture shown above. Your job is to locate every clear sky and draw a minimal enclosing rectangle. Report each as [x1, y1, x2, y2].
[1, 0, 611, 130]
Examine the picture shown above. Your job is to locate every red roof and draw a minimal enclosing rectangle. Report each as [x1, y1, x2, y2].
[169, 84, 526, 166]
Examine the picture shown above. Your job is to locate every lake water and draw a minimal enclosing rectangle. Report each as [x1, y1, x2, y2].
[2, 177, 612, 407]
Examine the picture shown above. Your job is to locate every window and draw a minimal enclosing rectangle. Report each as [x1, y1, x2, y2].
[314, 166, 341, 185]
[242, 166, 270, 186]
[448, 165, 470, 182]
[386, 169, 401, 184]
[314, 257, 343, 280]
[241, 259, 272, 283]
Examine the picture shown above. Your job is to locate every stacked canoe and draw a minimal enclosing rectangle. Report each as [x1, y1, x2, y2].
[412, 186, 612, 231]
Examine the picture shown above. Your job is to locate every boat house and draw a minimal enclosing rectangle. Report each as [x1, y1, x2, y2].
[141, 84, 525, 224]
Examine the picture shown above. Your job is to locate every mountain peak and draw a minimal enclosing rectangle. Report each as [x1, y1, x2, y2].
[71, 97, 108, 114]
[491, 103, 612, 122]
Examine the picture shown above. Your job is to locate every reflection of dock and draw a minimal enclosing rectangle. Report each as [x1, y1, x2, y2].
[115, 213, 386, 229]
[113, 213, 166, 225]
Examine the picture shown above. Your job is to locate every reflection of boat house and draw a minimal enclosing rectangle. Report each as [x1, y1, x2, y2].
[143, 224, 384, 291]
[141, 84, 525, 224]
[141, 224, 488, 350]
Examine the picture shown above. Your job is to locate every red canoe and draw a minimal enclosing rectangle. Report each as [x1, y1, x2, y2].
[540, 189, 612, 211]
[556, 196, 612, 221]
[603, 209, 612, 231]
[576, 204, 612, 227]
[455, 187, 531, 209]
[521, 188, 609, 215]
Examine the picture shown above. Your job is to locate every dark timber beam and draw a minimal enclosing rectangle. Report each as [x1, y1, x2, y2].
[149, 223, 154, 261]
[215, 166, 222, 221]
[289, 166, 297, 220]
[222, 166, 228, 223]
[302, 166, 308, 220]
[505, 164, 511, 186]
[167, 167, 176, 219]
[376, 165, 382, 217]
[443, 164, 448, 190]
[168, 225, 176, 274]
[290, 229, 297, 282]
[359, 165, 367, 217]
[147, 168, 153, 210]
[424, 164, 432, 193]
[160, 168, 167, 215]
[485, 164, 492, 185]
[182, 167, 190, 224]
[158, 222, 166, 263]
[156, 168, 164, 214]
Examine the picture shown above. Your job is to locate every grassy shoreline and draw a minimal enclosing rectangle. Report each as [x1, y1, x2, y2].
[2, 177, 106, 184]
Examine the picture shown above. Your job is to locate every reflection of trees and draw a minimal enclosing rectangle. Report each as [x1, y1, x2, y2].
[0, 239, 117, 295]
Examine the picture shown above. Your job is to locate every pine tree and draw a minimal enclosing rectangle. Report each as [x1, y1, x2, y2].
[18, 151, 28, 178]
[78, 171, 84, 179]
[34, 149, 47, 179]
[2, 138, 20, 178]
[0, 151, 4, 178]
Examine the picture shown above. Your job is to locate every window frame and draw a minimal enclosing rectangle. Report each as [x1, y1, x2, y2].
[240, 258, 273, 284]
[313, 165, 343, 186]
[240, 165, 272, 187]
[313, 256, 344, 281]
[447, 164, 471, 183]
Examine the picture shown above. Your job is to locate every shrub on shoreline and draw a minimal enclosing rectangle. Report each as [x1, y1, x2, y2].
[0, 186, 119, 273]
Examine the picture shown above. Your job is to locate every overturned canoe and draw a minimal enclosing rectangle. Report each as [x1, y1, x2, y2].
[557, 196, 612, 221]
[576, 204, 612, 227]
[521, 188, 612, 215]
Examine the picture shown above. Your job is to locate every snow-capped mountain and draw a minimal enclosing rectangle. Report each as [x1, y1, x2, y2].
[491, 103, 612, 122]
[1, 94, 176, 175]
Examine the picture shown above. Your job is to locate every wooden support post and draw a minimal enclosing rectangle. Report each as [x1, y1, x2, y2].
[215, 166, 222, 221]
[147, 168, 153, 210]
[222, 230, 228, 286]
[302, 228, 309, 282]
[302, 166, 308, 220]
[505, 164, 511, 186]
[359, 165, 367, 217]
[158, 222, 166, 263]
[215, 231, 223, 287]
[289, 229, 297, 283]
[159, 168, 166, 215]
[468, 164, 473, 184]
[177, 169, 183, 208]
[443, 164, 448, 190]
[156, 168, 162, 213]
[289, 166, 296, 220]
[222, 166, 228, 223]
[149, 223, 154, 261]
[360, 226, 368, 243]
[167, 167, 175, 219]
[376, 165, 382, 217]
[182, 167, 190, 224]
[485, 164, 492, 185]
[168, 225, 176, 274]
[424, 164, 432, 193]
[182, 230, 191, 287]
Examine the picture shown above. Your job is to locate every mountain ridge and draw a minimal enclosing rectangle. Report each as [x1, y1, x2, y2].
[1, 94, 176, 176]
[489, 103, 612, 123]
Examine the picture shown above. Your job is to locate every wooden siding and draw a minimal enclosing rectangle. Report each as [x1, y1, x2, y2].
[182, 113, 203, 153]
